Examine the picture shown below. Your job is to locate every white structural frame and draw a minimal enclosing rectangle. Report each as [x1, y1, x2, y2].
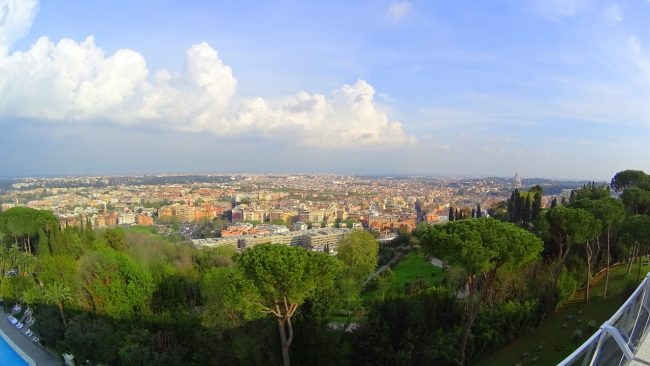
[559, 272, 650, 366]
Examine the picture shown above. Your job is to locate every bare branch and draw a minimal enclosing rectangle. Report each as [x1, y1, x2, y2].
[288, 302, 298, 317]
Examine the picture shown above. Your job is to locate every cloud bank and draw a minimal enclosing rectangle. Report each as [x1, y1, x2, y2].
[0, 0, 414, 148]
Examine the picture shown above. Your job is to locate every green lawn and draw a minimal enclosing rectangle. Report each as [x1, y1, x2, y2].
[389, 251, 443, 292]
[126, 225, 157, 235]
[362, 251, 444, 304]
[478, 263, 650, 366]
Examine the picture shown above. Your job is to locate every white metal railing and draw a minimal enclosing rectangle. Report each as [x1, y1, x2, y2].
[558, 272, 650, 366]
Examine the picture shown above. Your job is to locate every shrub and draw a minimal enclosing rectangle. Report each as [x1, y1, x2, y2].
[572, 329, 583, 343]
[587, 320, 597, 332]
[556, 267, 578, 309]
[620, 280, 639, 303]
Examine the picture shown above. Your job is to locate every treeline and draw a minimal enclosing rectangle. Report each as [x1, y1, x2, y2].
[388, 169, 650, 364]
[506, 185, 542, 227]
[448, 203, 482, 221]
[0, 213, 383, 366]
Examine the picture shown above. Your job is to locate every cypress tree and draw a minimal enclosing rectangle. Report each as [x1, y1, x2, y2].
[531, 191, 542, 222]
[85, 217, 95, 242]
[508, 190, 517, 223]
[513, 189, 523, 225]
[521, 193, 532, 227]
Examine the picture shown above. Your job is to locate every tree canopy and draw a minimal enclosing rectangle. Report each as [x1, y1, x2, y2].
[611, 170, 649, 192]
[203, 244, 340, 366]
[0, 206, 61, 254]
[336, 230, 379, 284]
[539, 206, 600, 263]
[418, 218, 543, 365]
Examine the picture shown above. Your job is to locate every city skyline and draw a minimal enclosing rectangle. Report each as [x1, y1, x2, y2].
[1, 0, 650, 180]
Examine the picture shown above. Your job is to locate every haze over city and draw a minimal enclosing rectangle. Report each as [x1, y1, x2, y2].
[1, 0, 649, 179]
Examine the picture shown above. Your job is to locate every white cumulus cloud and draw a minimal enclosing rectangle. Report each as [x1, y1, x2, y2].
[0, 0, 413, 148]
[0, 0, 37, 56]
[235, 80, 415, 147]
[386, 1, 412, 23]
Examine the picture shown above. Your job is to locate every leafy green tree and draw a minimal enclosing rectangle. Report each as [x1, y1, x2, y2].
[619, 215, 650, 282]
[0, 245, 36, 303]
[487, 202, 508, 221]
[33, 304, 65, 347]
[233, 244, 340, 366]
[570, 182, 611, 203]
[531, 190, 542, 223]
[64, 313, 122, 364]
[418, 218, 543, 365]
[201, 266, 262, 329]
[523, 194, 532, 227]
[103, 227, 127, 251]
[44, 282, 72, 328]
[0, 207, 60, 254]
[84, 217, 95, 243]
[351, 288, 463, 366]
[570, 198, 625, 297]
[38, 255, 78, 290]
[118, 328, 188, 366]
[611, 170, 649, 192]
[373, 268, 394, 301]
[194, 245, 236, 270]
[0, 245, 20, 291]
[581, 220, 602, 302]
[336, 230, 379, 315]
[336, 230, 379, 284]
[77, 248, 154, 319]
[621, 188, 650, 215]
[151, 274, 194, 312]
[539, 206, 600, 292]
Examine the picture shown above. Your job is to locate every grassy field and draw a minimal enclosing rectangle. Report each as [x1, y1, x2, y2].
[478, 263, 650, 366]
[125, 225, 157, 235]
[362, 251, 444, 304]
[389, 251, 443, 292]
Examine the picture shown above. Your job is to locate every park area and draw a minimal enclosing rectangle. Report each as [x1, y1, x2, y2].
[479, 263, 650, 366]
[362, 251, 444, 304]
[330, 250, 444, 323]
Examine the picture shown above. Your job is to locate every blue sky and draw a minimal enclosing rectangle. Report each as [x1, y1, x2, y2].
[1, 0, 649, 180]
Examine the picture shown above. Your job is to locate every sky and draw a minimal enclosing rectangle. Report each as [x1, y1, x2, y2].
[1, 0, 649, 180]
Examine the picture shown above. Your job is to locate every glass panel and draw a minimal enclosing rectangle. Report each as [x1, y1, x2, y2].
[560, 277, 650, 365]
[590, 332, 626, 366]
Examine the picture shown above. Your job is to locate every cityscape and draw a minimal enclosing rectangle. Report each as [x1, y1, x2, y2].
[0, 174, 585, 250]
[2, 1, 650, 366]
